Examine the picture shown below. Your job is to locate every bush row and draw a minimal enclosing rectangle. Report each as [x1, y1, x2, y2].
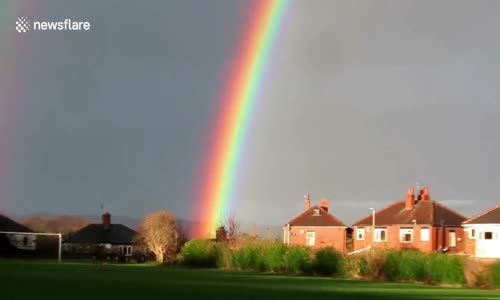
[383, 249, 465, 284]
[181, 239, 317, 274]
[180, 239, 468, 285]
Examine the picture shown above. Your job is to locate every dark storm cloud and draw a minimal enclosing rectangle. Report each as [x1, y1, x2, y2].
[6, 0, 500, 228]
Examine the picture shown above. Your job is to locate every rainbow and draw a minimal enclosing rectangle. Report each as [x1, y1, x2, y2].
[192, 0, 290, 238]
[0, 2, 37, 213]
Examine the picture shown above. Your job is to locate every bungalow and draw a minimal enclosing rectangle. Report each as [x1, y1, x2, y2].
[0, 214, 36, 252]
[283, 195, 349, 253]
[352, 187, 467, 253]
[463, 205, 500, 258]
[64, 212, 137, 258]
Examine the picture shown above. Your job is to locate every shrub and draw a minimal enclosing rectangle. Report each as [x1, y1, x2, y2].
[262, 242, 286, 272]
[350, 249, 388, 279]
[367, 249, 388, 279]
[428, 253, 465, 284]
[215, 244, 232, 269]
[384, 249, 428, 282]
[180, 239, 219, 268]
[283, 246, 312, 274]
[232, 243, 265, 271]
[313, 247, 345, 276]
[383, 249, 465, 285]
[490, 261, 500, 287]
[475, 272, 493, 289]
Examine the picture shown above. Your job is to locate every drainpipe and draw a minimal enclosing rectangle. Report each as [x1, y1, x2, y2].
[287, 224, 291, 245]
[441, 219, 445, 251]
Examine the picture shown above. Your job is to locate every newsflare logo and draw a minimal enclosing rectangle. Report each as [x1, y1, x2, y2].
[16, 17, 91, 33]
[16, 17, 30, 33]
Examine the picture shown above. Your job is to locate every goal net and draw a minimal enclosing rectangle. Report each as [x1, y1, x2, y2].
[0, 231, 62, 262]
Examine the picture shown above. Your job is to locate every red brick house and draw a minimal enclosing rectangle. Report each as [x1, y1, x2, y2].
[283, 195, 349, 253]
[352, 187, 467, 253]
[463, 205, 500, 258]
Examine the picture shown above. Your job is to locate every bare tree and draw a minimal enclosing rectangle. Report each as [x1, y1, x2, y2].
[225, 210, 239, 244]
[175, 220, 189, 252]
[22, 215, 91, 238]
[138, 210, 178, 263]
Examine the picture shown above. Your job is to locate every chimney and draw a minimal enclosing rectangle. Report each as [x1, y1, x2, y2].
[405, 187, 415, 210]
[304, 194, 311, 211]
[102, 212, 111, 229]
[320, 199, 329, 212]
[215, 226, 227, 242]
[421, 187, 430, 201]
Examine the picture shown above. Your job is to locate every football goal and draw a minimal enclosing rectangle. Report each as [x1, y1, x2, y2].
[0, 231, 62, 262]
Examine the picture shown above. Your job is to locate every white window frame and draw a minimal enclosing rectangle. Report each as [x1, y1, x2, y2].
[400, 228, 414, 243]
[313, 208, 320, 216]
[374, 228, 387, 242]
[119, 245, 133, 256]
[356, 228, 365, 241]
[481, 231, 495, 240]
[306, 231, 316, 246]
[468, 228, 476, 239]
[420, 227, 430, 242]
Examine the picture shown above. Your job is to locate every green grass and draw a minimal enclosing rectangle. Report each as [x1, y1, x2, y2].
[0, 260, 499, 300]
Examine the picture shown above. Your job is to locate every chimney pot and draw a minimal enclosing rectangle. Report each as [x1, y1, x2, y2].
[405, 187, 415, 210]
[422, 187, 430, 201]
[304, 194, 311, 211]
[408, 187, 415, 195]
[320, 199, 329, 212]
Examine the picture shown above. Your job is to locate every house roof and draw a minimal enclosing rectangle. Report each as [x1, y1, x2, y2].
[463, 205, 500, 224]
[286, 205, 347, 227]
[64, 224, 136, 245]
[0, 215, 33, 233]
[352, 200, 467, 226]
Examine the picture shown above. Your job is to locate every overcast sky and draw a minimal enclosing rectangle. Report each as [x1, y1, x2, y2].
[2, 0, 500, 226]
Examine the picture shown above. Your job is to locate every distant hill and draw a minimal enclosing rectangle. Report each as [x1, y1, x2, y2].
[10, 213, 283, 240]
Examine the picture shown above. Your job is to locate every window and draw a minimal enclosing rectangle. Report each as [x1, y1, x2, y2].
[23, 236, 29, 246]
[400, 228, 413, 243]
[313, 209, 320, 216]
[468, 228, 476, 239]
[484, 232, 494, 240]
[356, 228, 365, 240]
[120, 246, 133, 256]
[306, 232, 316, 246]
[374, 228, 387, 242]
[420, 228, 430, 242]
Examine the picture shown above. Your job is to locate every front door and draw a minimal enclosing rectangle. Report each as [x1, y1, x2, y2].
[448, 231, 456, 248]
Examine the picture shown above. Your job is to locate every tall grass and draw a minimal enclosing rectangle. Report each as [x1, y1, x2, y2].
[383, 249, 464, 284]
[180, 240, 466, 286]
[490, 261, 500, 287]
[384, 249, 428, 282]
[262, 242, 287, 272]
[283, 246, 312, 274]
[427, 253, 465, 284]
[232, 243, 265, 271]
[180, 239, 219, 268]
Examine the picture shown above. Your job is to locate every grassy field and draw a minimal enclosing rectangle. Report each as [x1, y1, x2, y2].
[0, 260, 499, 300]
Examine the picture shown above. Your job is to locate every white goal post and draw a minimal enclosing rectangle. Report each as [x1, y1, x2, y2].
[0, 231, 62, 262]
